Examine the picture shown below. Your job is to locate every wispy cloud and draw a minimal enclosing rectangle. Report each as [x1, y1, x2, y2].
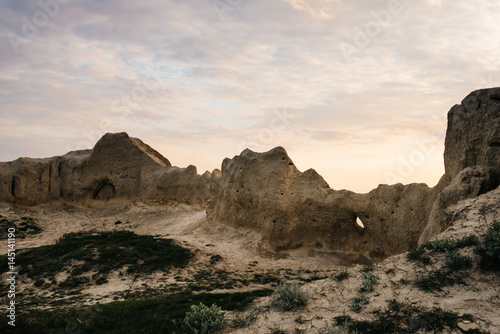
[284, 0, 340, 18]
[0, 0, 499, 192]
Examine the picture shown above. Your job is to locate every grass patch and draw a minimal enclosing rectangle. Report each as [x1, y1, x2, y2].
[0, 289, 271, 333]
[406, 247, 431, 264]
[445, 251, 473, 271]
[476, 221, 500, 271]
[270, 283, 309, 311]
[182, 303, 226, 334]
[334, 269, 350, 282]
[336, 299, 459, 333]
[348, 295, 369, 313]
[421, 234, 479, 253]
[231, 309, 261, 329]
[189, 269, 244, 291]
[0, 216, 42, 239]
[3, 231, 192, 284]
[414, 270, 465, 292]
[406, 233, 479, 292]
[360, 272, 378, 293]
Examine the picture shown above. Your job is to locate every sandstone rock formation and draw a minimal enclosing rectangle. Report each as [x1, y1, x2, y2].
[208, 87, 500, 258]
[0, 133, 211, 206]
[419, 88, 500, 242]
[1, 88, 499, 261]
[207, 146, 440, 259]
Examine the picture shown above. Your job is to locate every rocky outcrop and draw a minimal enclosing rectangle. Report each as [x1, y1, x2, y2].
[444, 88, 500, 181]
[208, 87, 500, 258]
[0, 133, 211, 206]
[207, 146, 440, 259]
[1, 88, 499, 261]
[419, 88, 500, 243]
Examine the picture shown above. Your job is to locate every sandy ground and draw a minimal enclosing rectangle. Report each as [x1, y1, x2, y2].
[1, 186, 499, 333]
[224, 187, 500, 333]
[0, 200, 348, 308]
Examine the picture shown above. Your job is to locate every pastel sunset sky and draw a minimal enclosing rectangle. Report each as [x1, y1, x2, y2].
[1, 0, 499, 192]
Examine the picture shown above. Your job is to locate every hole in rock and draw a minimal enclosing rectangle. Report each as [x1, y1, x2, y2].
[93, 179, 116, 201]
[355, 217, 365, 231]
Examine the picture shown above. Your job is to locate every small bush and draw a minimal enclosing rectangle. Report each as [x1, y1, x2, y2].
[34, 279, 45, 287]
[337, 300, 459, 333]
[360, 272, 378, 292]
[414, 270, 464, 292]
[334, 269, 350, 282]
[95, 276, 108, 285]
[58, 276, 90, 289]
[445, 251, 473, 270]
[183, 303, 226, 334]
[361, 264, 374, 272]
[348, 295, 369, 313]
[423, 234, 479, 254]
[407, 247, 431, 264]
[476, 221, 500, 271]
[456, 234, 480, 248]
[231, 310, 259, 329]
[422, 238, 457, 253]
[270, 283, 309, 311]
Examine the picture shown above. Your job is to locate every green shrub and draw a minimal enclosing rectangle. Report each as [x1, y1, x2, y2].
[407, 247, 431, 264]
[270, 283, 309, 311]
[360, 272, 378, 292]
[3, 231, 193, 282]
[414, 270, 464, 292]
[334, 269, 350, 282]
[337, 300, 459, 333]
[422, 238, 457, 253]
[456, 234, 480, 248]
[445, 251, 473, 270]
[183, 303, 226, 334]
[58, 276, 90, 289]
[0, 216, 42, 239]
[476, 221, 500, 271]
[0, 290, 270, 333]
[423, 234, 480, 254]
[348, 295, 369, 313]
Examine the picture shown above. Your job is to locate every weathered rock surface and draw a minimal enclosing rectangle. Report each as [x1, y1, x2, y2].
[208, 87, 500, 258]
[419, 88, 500, 243]
[0, 133, 211, 206]
[207, 146, 440, 259]
[444, 88, 500, 181]
[1, 88, 499, 260]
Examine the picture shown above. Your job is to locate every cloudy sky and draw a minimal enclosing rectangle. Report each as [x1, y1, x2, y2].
[1, 0, 499, 192]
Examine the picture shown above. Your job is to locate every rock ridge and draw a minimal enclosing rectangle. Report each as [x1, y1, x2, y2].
[1, 88, 499, 260]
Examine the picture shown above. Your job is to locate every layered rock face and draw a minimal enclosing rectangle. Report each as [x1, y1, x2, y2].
[418, 88, 500, 242]
[1, 88, 499, 260]
[0, 133, 211, 206]
[208, 87, 500, 258]
[207, 147, 439, 259]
